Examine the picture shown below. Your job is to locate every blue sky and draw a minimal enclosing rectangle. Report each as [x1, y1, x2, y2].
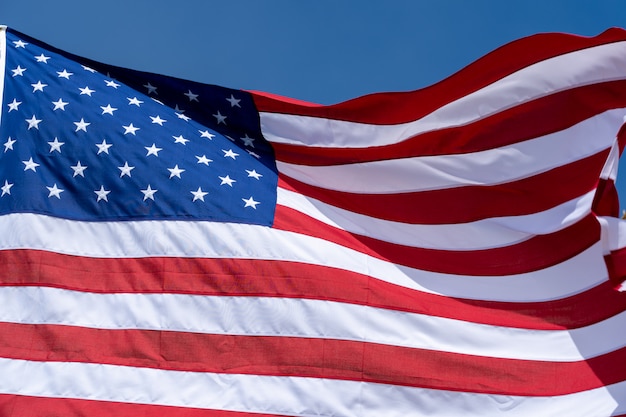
[2, 0, 626, 202]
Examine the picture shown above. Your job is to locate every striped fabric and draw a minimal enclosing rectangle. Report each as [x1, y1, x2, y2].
[2, 25, 626, 416]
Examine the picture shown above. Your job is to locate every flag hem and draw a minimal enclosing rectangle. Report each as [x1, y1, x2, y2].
[0, 25, 6, 128]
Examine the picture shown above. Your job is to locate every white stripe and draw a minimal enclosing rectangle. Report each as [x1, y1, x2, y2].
[275, 109, 623, 193]
[278, 188, 594, 249]
[1, 286, 624, 361]
[0, 358, 623, 417]
[600, 142, 620, 181]
[391, 243, 607, 303]
[0, 212, 609, 302]
[261, 41, 626, 148]
[599, 216, 626, 252]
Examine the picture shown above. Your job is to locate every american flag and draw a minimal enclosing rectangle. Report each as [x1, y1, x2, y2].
[1, 25, 626, 416]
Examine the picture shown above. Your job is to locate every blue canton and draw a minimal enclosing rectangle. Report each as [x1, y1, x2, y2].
[0, 28, 278, 226]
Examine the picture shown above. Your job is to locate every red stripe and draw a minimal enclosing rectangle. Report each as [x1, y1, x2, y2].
[605, 247, 626, 288]
[252, 29, 626, 123]
[277, 150, 608, 224]
[0, 394, 280, 417]
[268, 81, 626, 166]
[3, 249, 625, 330]
[619, 118, 626, 153]
[1, 322, 625, 396]
[273, 205, 601, 276]
[593, 178, 620, 218]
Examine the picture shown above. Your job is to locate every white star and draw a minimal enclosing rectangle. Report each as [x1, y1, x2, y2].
[11, 66, 26, 77]
[248, 150, 261, 159]
[226, 94, 241, 107]
[46, 184, 64, 199]
[13, 40, 28, 48]
[74, 118, 90, 132]
[52, 98, 69, 111]
[174, 104, 185, 113]
[71, 161, 88, 177]
[141, 185, 158, 201]
[168, 165, 185, 179]
[144, 82, 158, 95]
[123, 123, 140, 135]
[184, 90, 199, 101]
[191, 187, 208, 202]
[95, 186, 111, 202]
[82, 65, 97, 73]
[105, 79, 120, 88]
[48, 137, 64, 153]
[152, 97, 164, 105]
[7, 99, 21, 112]
[118, 162, 135, 177]
[95, 140, 112, 155]
[173, 135, 189, 145]
[219, 175, 236, 187]
[241, 134, 255, 147]
[35, 54, 51, 63]
[242, 196, 260, 209]
[4, 137, 16, 152]
[31, 81, 47, 92]
[79, 86, 95, 96]
[26, 115, 42, 130]
[57, 69, 73, 79]
[213, 111, 227, 125]
[195, 155, 213, 165]
[150, 115, 166, 125]
[22, 157, 40, 172]
[222, 149, 239, 159]
[100, 104, 117, 115]
[145, 143, 162, 157]
[246, 169, 263, 180]
[199, 130, 215, 139]
[1, 180, 13, 197]
[127, 97, 144, 106]
[176, 112, 191, 121]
